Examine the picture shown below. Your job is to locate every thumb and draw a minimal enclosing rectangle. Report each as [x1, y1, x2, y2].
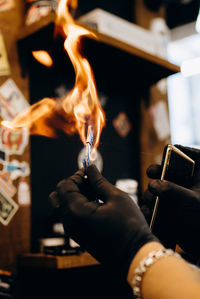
[86, 165, 117, 202]
[149, 179, 197, 205]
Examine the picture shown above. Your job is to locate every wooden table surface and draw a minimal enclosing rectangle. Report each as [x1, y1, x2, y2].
[19, 251, 99, 269]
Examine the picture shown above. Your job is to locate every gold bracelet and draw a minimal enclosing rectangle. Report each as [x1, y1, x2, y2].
[131, 248, 181, 299]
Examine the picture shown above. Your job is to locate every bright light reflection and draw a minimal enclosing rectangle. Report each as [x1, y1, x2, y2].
[167, 28, 200, 146]
[196, 9, 200, 33]
[181, 57, 200, 77]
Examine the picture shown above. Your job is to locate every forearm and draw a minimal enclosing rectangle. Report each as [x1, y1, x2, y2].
[127, 242, 200, 299]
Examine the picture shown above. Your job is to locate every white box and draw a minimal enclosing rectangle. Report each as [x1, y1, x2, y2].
[77, 8, 160, 57]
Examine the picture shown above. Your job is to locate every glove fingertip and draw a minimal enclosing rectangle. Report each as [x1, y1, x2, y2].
[86, 164, 115, 201]
[148, 179, 161, 192]
[49, 191, 60, 208]
[146, 164, 162, 178]
[86, 164, 101, 181]
[86, 164, 99, 173]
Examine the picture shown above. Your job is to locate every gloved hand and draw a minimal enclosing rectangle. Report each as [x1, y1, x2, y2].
[50, 165, 158, 279]
[142, 144, 200, 260]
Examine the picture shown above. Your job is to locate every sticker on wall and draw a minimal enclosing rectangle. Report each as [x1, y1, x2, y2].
[17, 178, 31, 206]
[0, 161, 30, 182]
[112, 112, 132, 138]
[0, 32, 11, 76]
[0, 0, 15, 12]
[0, 172, 11, 183]
[0, 176, 16, 197]
[0, 79, 29, 120]
[149, 101, 170, 141]
[0, 127, 29, 155]
[0, 187, 18, 226]
[4, 160, 30, 181]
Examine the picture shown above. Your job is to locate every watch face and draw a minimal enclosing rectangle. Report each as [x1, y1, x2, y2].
[77, 147, 103, 173]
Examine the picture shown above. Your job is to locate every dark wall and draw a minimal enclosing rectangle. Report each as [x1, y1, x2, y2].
[77, 0, 134, 21]
[166, 0, 199, 29]
[143, 0, 199, 29]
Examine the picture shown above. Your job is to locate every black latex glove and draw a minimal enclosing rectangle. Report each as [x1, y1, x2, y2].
[143, 144, 200, 260]
[50, 165, 158, 280]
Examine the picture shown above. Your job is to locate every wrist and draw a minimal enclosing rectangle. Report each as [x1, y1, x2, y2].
[127, 241, 164, 284]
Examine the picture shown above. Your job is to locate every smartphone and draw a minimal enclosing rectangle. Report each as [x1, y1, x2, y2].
[150, 145, 195, 248]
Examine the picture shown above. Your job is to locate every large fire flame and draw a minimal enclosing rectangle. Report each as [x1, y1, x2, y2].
[2, 0, 105, 148]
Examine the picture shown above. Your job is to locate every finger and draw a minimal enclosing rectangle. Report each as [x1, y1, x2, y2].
[140, 204, 153, 224]
[146, 164, 162, 179]
[148, 179, 198, 204]
[49, 191, 64, 221]
[86, 164, 117, 202]
[56, 169, 103, 216]
[143, 189, 156, 208]
[57, 168, 85, 199]
[56, 169, 92, 213]
[49, 191, 60, 208]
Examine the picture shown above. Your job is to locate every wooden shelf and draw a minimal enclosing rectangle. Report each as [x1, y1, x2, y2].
[19, 252, 99, 269]
[92, 29, 180, 74]
[17, 14, 180, 77]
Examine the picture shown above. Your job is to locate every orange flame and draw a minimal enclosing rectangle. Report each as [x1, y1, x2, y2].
[32, 50, 53, 67]
[2, 0, 105, 148]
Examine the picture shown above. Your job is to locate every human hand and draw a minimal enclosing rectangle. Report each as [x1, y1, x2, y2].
[50, 165, 158, 279]
[142, 145, 200, 259]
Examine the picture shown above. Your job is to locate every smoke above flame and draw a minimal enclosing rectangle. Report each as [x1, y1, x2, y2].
[2, 0, 105, 148]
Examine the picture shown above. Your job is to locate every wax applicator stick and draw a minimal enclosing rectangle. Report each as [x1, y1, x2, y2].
[83, 125, 93, 168]
[83, 126, 102, 204]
